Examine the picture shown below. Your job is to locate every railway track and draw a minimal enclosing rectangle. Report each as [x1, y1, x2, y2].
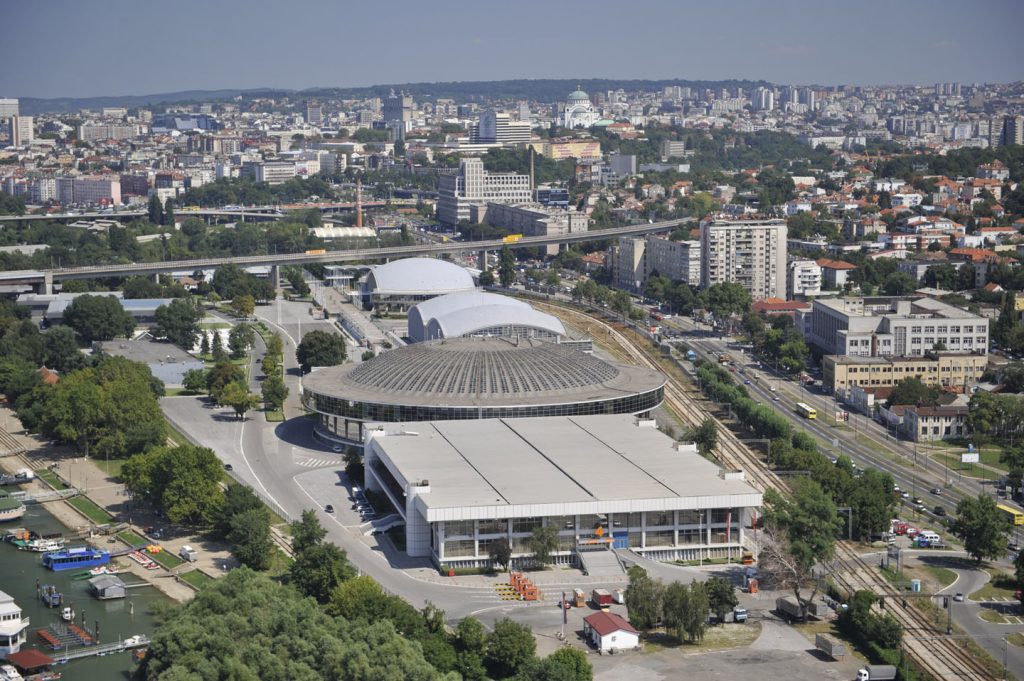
[537, 300, 997, 680]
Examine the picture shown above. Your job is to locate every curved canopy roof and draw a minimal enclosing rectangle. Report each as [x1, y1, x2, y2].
[411, 290, 528, 321]
[365, 258, 475, 296]
[427, 304, 565, 340]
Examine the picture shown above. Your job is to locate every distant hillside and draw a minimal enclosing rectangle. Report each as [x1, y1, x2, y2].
[19, 78, 773, 115]
[19, 88, 277, 115]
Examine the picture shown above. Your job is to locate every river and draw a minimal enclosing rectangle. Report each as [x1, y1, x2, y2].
[2, 503, 170, 680]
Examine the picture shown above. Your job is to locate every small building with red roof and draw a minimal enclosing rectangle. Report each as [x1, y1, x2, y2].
[816, 258, 857, 289]
[582, 610, 639, 652]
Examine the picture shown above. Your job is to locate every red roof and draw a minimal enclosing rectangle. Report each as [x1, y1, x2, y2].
[815, 258, 857, 270]
[752, 299, 810, 315]
[6, 649, 55, 670]
[584, 610, 637, 637]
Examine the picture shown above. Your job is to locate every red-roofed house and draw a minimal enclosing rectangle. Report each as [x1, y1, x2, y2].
[752, 299, 811, 317]
[37, 367, 59, 386]
[816, 258, 857, 289]
[582, 611, 639, 652]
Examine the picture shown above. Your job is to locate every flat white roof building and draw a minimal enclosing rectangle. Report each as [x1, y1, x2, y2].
[360, 257, 476, 312]
[363, 415, 761, 568]
[407, 291, 565, 343]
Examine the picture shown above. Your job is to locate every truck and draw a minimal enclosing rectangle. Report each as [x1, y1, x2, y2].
[611, 589, 625, 605]
[856, 665, 897, 681]
[686, 349, 697, 361]
[815, 633, 846, 660]
[572, 588, 586, 608]
[178, 545, 198, 562]
[775, 596, 820, 621]
[732, 606, 748, 623]
[591, 589, 613, 608]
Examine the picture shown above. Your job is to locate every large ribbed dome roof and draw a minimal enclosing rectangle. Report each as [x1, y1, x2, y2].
[349, 338, 616, 394]
[302, 337, 666, 408]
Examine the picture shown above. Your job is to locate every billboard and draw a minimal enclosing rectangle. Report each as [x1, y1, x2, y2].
[961, 452, 979, 464]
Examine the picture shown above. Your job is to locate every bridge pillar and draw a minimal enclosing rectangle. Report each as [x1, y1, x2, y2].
[151, 272, 161, 283]
[270, 265, 281, 290]
[42, 272, 53, 295]
[478, 250, 488, 271]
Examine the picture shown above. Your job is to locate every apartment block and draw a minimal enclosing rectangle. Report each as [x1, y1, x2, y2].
[700, 220, 787, 301]
[788, 259, 822, 299]
[612, 236, 700, 291]
[807, 296, 989, 357]
[823, 352, 988, 393]
[0, 98, 18, 118]
[71, 176, 122, 206]
[10, 116, 33, 146]
[437, 158, 531, 225]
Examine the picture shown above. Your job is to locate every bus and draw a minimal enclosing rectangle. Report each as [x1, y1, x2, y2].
[997, 503, 1024, 526]
[795, 402, 817, 419]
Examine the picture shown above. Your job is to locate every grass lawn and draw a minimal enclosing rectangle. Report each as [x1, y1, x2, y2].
[165, 422, 193, 447]
[146, 547, 185, 570]
[979, 608, 1015, 624]
[922, 565, 959, 588]
[35, 468, 68, 490]
[117, 529, 148, 547]
[1008, 632, 1024, 648]
[200, 322, 232, 330]
[970, 570, 1017, 601]
[932, 452, 1005, 479]
[179, 569, 215, 589]
[640, 623, 761, 653]
[264, 409, 285, 422]
[68, 496, 114, 524]
[264, 547, 294, 577]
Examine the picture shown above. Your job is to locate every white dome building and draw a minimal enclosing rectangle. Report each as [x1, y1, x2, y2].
[563, 87, 599, 129]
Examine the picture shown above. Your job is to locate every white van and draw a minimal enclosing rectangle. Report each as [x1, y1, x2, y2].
[919, 531, 940, 543]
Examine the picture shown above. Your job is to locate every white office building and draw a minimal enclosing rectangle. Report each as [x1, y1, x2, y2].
[472, 111, 532, 145]
[0, 98, 18, 119]
[437, 158, 531, 225]
[807, 296, 989, 357]
[363, 415, 761, 568]
[10, 116, 33, 146]
[700, 220, 787, 301]
[788, 259, 822, 299]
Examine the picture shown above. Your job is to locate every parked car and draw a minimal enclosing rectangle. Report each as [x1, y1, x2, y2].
[953, 592, 964, 602]
[223, 463, 233, 471]
[933, 506, 946, 516]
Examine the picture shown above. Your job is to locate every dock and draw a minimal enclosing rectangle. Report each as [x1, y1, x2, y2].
[50, 635, 150, 663]
[7, 488, 81, 504]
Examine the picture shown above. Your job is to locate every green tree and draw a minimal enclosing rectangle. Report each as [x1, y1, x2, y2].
[953, 495, 1009, 563]
[162, 199, 175, 226]
[705, 576, 738, 623]
[214, 484, 263, 539]
[881, 271, 918, 296]
[685, 417, 718, 457]
[848, 468, 895, 540]
[125, 444, 224, 526]
[699, 282, 752, 320]
[228, 323, 256, 359]
[63, 294, 136, 342]
[40, 371, 105, 457]
[199, 331, 210, 356]
[610, 290, 632, 317]
[290, 509, 328, 554]
[296, 330, 347, 372]
[147, 194, 163, 225]
[231, 294, 256, 319]
[290, 542, 356, 603]
[182, 368, 207, 394]
[498, 246, 516, 288]
[486, 618, 536, 679]
[479, 270, 495, 287]
[687, 192, 717, 219]
[210, 330, 225, 361]
[761, 479, 842, 612]
[153, 298, 202, 350]
[261, 373, 288, 411]
[886, 376, 939, 407]
[122, 276, 164, 299]
[663, 581, 709, 643]
[526, 524, 559, 565]
[206, 360, 245, 405]
[265, 332, 284, 359]
[227, 507, 273, 570]
[624, 567, 664, 630]
[994, 292, 1019, 348]
[41, 326, 85, 374]
[220, 381, 259, 420]
[488, 537, 513, 571]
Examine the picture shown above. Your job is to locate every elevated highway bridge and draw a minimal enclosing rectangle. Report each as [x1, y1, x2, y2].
[0, 218, 688, 292]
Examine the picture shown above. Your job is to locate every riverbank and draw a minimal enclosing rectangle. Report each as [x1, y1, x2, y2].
[0, 406, 228, 604]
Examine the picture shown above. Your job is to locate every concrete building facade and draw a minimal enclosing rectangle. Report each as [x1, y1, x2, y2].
[788, 259, 822, 299]
[482, 203, 588, 256]
[823, 352, 988, 393]
[700, 220, 787, 300]
[437, 158, 531, 226]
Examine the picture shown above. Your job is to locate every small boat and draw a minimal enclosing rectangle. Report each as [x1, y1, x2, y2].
[20, 538, 65, 553]
[0, 490, 27, 523]
[38, 584, 62, 607]
[60, 606, 74, 622]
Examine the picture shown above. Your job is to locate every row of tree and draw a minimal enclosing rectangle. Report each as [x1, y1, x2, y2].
[260, 330, 288, 412]
[623, 567, 737, 644]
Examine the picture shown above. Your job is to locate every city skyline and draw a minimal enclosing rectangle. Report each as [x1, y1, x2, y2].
[2, 0, 1022, 99]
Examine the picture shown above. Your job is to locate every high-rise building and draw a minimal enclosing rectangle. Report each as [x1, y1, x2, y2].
[0, 98, 18, 119]
[799, 87, 816, 110]
[305, 101, 323, 126]
[437, 158, 531, 225]
[1001, 116, 1024, 147]
[788, 260, 822, 299]
[753, 87, 774, 111]
[612, 236, 700, 290]
[700, 220, 787, 301]
[10, 116, 33, 146]
[383, 90, 414, 127]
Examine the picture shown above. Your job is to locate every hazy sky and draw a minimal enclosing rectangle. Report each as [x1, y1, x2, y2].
[3, 0, 1022, 99]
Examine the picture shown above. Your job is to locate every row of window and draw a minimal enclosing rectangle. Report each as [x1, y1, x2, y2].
[439, 510, 739, 539]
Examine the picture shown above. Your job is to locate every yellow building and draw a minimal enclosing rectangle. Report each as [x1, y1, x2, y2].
[824, 352, 988, 393]
[529, 140, 602, 161]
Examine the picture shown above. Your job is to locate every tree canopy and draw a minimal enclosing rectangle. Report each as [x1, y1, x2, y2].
[62, 294, 136, 342]
[296, 330, 347, 372]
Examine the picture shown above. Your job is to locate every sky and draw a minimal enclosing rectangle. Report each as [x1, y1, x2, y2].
[2, 0, 1022, 99]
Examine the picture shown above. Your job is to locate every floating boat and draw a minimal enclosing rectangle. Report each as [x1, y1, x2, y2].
[41, 547, 110, 572]
[0, 664, 25, 681]
[60, 606, 73, 622]
[15, 538, 65, 553]
[0, 491, 26, 524]
[37, 584, 61, 608]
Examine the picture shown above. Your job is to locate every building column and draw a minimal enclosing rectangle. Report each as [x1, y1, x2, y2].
[270, 265, 281, 290]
